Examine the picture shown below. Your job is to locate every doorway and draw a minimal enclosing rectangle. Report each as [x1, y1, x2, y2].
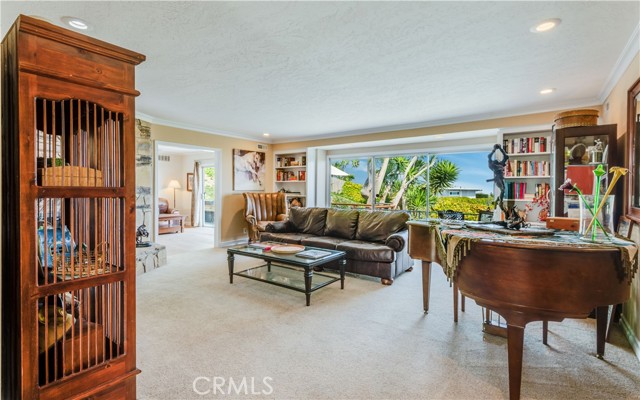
[154, 141, 221, 251]
[202, 165, 216, 227]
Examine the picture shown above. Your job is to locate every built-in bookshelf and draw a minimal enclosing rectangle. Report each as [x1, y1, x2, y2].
[499, 130, 553, 220]
[274, 151, 307, 207]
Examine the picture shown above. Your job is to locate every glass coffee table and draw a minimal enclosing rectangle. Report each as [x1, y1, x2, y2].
[227, 243, 346, 306]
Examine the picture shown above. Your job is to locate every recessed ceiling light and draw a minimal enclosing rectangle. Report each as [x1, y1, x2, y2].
[531, 18, 561, 33]
[540, 88, 556, 95]
[263, 133, 270, 137]
[61, 16, 91, 31]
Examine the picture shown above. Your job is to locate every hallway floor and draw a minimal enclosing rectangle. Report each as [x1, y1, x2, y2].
[156, 226, 215, 255]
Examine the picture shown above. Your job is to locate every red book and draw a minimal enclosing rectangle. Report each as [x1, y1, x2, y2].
[566, 165, 595, 195]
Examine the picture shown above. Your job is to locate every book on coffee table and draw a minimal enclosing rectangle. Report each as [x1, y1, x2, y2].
[248, 242, 272, 249]
[296, 249, 332, 259]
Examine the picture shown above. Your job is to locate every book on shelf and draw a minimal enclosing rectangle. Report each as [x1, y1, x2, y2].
[504, 182, 550, 200]
[502, 135, 551, 154]
[534, 183, 550, 198]
[296, 249, 332, 259]
[504, 160, 549, 177]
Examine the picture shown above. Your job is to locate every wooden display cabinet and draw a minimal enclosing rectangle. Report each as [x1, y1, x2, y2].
[1, 16, 145, 399]
[552, 124, 618, 218]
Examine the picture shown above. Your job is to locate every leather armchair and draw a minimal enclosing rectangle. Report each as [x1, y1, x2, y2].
[158, 197, 184, 234]
[243, 192, 287, 242]
[158, 197, 179, 215]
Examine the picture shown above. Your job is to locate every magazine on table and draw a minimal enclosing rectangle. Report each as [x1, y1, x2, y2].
[248, 242, 272, 250]
[296, 249, 332, 259]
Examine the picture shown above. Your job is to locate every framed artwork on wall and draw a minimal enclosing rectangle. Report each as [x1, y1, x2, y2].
[233, 149, 266, 191]
[187, 173, 194, 192]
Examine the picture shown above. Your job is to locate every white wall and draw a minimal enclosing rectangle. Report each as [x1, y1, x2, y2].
[157, 153, 184, 212]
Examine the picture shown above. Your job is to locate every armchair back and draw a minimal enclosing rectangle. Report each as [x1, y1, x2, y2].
[243, 192, 287, 221]
[243, 192, 288, 241]
[158, 197, 179, 214]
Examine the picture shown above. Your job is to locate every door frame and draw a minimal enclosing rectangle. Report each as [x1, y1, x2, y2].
[153, 140, 221, 247]
[199, 161, 218, 230]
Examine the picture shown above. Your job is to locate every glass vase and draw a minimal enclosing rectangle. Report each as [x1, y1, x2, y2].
[578, 195, 614, 242]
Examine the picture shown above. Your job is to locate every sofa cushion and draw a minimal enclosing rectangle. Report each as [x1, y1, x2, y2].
[355, 211, 409, 243]
[324, 209, 359, 239]
[336, 241, 395, 263]
[300, 236, 346, 250]
[255, 221, 274, 232]
[259, 232, 315, 244]
[289, 208, 328, 235]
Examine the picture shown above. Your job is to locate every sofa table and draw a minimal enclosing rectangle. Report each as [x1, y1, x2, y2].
[227, 244, 346, 306]
[158, 214, 184, 234]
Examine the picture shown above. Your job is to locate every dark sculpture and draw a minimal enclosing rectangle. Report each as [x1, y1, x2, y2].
[135, 193, 152, 247]
[136, 224, 151, 247]
[486, 144, 527, 230]
[487, 144, 509, 213]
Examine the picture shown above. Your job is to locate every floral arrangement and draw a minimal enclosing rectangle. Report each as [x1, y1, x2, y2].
[558, 166, 628, 240]
[524, 190, 550, 221]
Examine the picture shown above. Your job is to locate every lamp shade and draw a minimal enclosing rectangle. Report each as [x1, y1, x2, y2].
[168, 179, 181, 189]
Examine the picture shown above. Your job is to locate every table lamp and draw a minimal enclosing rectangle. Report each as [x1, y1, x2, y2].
[168, 179, 181, 208]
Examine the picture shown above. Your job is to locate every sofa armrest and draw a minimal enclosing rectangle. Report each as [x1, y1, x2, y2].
[385, 229, 408, 252]
[265, 221, 293, 233]
[245, 215, 257, 227]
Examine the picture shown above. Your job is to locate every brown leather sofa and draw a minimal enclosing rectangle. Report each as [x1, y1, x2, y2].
[243, 192, 288, 242]
[261, 207, 414, 285]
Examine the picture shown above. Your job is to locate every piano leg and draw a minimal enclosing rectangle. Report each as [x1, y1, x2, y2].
[507, 323, 525, 400]
[596, 305, 608, 358]
[453, 281, 459, 322]
[421, 261, 432, 313]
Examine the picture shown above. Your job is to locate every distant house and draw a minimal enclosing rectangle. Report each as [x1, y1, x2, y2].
[443, 188, 482, 198]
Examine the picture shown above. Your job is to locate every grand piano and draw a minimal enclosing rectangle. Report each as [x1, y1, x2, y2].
[407, 220, 637, 400]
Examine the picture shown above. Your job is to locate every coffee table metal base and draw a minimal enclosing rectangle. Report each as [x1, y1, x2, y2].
[228, 255, 346, 306]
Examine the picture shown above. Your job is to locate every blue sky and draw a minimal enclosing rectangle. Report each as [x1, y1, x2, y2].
[334, 152, 494, 194]
[439, 152, 493, 194]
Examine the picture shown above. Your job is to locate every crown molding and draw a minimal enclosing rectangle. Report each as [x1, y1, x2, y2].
[135, 112, 272, 143]
[497, 124, 553, 135]
[271, 98, 603, 144]
[599, 22, 640, 103]
[138, 99, 602, 146]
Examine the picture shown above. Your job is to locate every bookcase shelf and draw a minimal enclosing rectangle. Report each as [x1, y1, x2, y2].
[275, 151, 307, 207]
[505, 176, 550, 179]
[506, 152, 552, 157]
[499, 129, 553, 222]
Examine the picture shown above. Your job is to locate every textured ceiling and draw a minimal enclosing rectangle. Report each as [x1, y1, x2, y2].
[1, 2, 638, 142]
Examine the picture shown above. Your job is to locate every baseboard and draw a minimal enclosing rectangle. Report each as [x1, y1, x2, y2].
[620, 314, 640, 362]
[219, 238, 248, 248]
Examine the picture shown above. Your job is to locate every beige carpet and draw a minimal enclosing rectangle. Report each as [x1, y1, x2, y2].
[136, 247, 640, 399]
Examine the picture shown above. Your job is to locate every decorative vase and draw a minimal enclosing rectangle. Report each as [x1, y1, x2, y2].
[578, 195, 614, 242]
